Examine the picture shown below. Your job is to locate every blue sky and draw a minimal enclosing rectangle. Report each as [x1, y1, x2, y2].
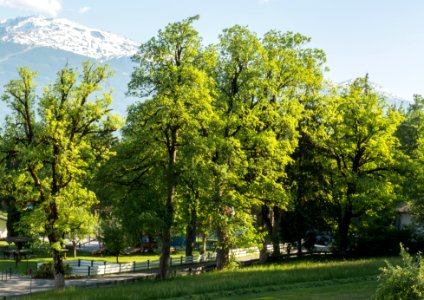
[0, 0, 423, 100]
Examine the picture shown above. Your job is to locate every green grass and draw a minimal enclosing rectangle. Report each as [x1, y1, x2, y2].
[21, 257, 396, 300]
[0, 259, 38, 276]
[218, 280, 378, 300]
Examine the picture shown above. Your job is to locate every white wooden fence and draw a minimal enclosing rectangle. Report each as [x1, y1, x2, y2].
[37, 252, 217, 277]
[36, 244, 330, 277]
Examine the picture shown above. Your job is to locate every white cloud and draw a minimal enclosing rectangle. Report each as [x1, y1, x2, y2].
[0, 0, 62, 17]
[78, 6, 90, 14]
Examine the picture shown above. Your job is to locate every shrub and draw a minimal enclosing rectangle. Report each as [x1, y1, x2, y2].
[375, 244, 424, 299]
[350, 225, 410, 257]
[403, 227, 424, 254]
[226, 253, 240, 271]
[99, 218, 129, 263]
[34, 262, 72, 279]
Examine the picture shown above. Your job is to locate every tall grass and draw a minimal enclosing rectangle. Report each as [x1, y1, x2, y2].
[22, 257, 396, 300]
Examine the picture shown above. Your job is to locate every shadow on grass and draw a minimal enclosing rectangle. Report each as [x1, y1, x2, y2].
[19, 257, 396, 300]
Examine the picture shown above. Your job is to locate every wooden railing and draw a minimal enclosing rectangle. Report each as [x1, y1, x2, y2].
[37, 252, 217, 277]
[36, 244, 331, 277]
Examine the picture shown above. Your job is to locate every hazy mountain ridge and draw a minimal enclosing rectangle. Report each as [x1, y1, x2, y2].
[0, 16, 140, 121]
[0, 41, 136, 119]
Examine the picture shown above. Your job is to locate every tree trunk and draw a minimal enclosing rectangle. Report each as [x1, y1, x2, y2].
[257, 205, 270, 263]
[50, 146, 65, 288]
[159, 179, 175, 279]
[296, 235, 303, 258]
[6, 197, 24, 250]
[185, 227, 196, 257]
[258, 205, 282, 260]
[48, 196, 65, 289]
[159, 128, 177, 279]
[185, 225, 195, 257]
[185, 199, 197, 257]
[338, 204, 352, 256]
[52, 247, 65, 289]
[159, 227, 171, 278]
[338, 184, 355, 256]
[295, 201, 304, 258]
[147, 234, 155, 253]
[116, 255, 119, 264]
[216, 225, 230, 270]
[200, 233, 207, 255]
[271, 206, 281, 256]
[259, 240, 268, 263]
[72, 241, 77, 258]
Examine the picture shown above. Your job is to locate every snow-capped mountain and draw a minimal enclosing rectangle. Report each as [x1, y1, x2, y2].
[0, 16, 138, 60]
[0, 16, 140, 120]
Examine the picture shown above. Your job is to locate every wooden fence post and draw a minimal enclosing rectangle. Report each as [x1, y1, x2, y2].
[147, 260, 150, 270]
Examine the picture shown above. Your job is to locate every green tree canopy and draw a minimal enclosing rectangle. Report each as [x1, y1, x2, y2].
[398, 95, 424, 221]
[0, 62, 121, 288]
[127, 15, 215, 279]
[316, 77, 404, 254]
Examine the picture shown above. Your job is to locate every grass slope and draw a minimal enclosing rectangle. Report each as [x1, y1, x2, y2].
[22, 257, 394, 300]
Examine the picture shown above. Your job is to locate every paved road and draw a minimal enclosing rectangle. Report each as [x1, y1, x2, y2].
[0, 272, 155, 298]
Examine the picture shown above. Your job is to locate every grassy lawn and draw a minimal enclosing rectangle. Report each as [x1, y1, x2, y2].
[218, 280, 378, 300]
[72, 253, 190, 263]
[20, 257, 394, 300]
[0, 259, 38, 276]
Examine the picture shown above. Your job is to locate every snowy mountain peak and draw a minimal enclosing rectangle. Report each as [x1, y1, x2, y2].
[0, 16, 139, 60]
